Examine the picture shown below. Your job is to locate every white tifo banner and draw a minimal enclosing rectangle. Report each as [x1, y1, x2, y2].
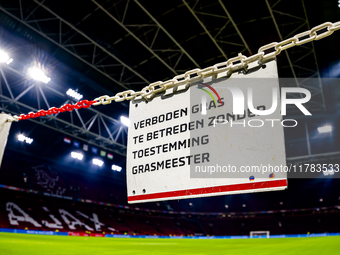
[127, 60, 287, 203]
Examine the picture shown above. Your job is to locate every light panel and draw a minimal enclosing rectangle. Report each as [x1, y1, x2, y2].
[323, 169, 335, 176]
[120, 116, 130, 127]
[17, 134, 33, 144]
[71, 151, 83, 160]
[317, 125, 332, 134]
[111, 164, 122, 171]
[93, 158, 104, 167]
[66, 89, 83, 100]
[28, 67, 51, 84]
[0, 50, 13, 64]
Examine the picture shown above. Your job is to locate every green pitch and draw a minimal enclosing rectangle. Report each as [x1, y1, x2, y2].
[0, 232, 339, 255]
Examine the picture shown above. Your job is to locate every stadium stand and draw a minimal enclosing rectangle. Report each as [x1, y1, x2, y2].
[1, 147, 339, 237]
[0, 187, 339, 236]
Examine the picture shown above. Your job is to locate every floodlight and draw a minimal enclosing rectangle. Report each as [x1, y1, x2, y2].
[0, 50, 12, 64]
[71, 151, 83, 160]
[6, 58, 13, 65]
[66, 89, 83, 100]
[25, 137, 33, 144]
[111, 164, 122, 171]
[120, 116, 130, 127]
[317, 125, 332, 134]
[17, 134, 33, 144]
[93, 158, 104, 167]
[323, 169, 335, 176]
[18, 134, 25, 142]
[28, 67, 51, 84]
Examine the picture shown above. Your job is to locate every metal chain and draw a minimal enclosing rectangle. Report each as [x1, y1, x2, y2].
[92, 21, 340, 105]
[11, 21, 340, 122]
[13, 100, 97, 121]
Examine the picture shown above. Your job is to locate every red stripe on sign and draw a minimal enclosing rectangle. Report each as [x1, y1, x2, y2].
[128, 179, 287, 202]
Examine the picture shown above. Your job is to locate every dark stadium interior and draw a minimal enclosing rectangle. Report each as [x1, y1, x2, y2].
[0, 0, 339, 237]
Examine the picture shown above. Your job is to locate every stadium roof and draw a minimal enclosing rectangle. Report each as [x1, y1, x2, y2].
[0, 0, 339, 177]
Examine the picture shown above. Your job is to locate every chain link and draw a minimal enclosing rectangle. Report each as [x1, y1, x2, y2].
[91, 21, 339, 106]
[10, 21, 339, 122]
[13, 100, 96, 121]
[310, 22, 333, 40]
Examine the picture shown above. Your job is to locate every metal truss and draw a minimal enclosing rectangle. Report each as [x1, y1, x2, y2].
[0, 0, 150, 90]
[0, 0, 327, 113]
[92, 0, 188, 76]
[133, 0, 200, 69]
[182, 0, 252, 60]
[0, 65, 127, 156]
[87, 0, 201, 76]
[265, 0, 326, 111]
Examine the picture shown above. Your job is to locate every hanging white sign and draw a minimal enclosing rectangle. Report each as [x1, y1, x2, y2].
[126, 60, 287, 203]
